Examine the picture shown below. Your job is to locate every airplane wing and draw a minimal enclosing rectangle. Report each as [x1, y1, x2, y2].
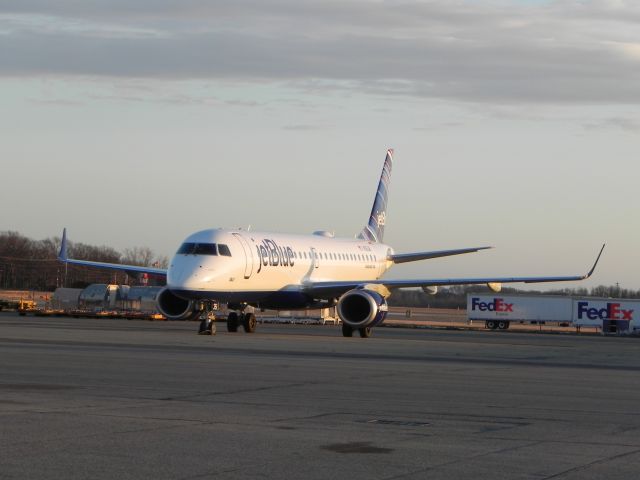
[305, 244, 605, 299]
[57, 229, 167, 278]
[389, 246, 493, 264]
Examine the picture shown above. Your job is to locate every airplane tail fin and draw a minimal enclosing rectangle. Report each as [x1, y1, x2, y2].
[358, 149, 393, 243]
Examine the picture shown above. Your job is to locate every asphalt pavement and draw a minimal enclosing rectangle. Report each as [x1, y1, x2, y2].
[1, 313, 639, 479]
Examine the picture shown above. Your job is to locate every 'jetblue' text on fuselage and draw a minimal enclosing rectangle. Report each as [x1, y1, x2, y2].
[256, 239, 295, 273]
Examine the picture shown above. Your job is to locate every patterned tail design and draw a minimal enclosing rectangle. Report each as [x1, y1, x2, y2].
[358, 149, 393, 243]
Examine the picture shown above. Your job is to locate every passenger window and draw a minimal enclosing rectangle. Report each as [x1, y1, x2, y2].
[218, 244, 232, 256]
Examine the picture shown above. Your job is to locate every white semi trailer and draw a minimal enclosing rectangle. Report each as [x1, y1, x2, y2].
[467, 294, 640, 333]
[467, 294, 572, 330]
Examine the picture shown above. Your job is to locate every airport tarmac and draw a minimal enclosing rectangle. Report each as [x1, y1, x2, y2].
[1, 313, 639, 480]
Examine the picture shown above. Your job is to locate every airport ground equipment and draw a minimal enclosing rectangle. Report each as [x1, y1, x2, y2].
[468, 294, 640, 334]
[0, 299, 37, 314]
[0, 299, 16, 311]
[17, 299, 37, 315]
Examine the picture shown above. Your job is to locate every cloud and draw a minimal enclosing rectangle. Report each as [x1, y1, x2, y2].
[28, 97, 83, 106]
[1, 1, 640, 104]
[583, 116, 640, 132]
[281, 124, 325, 131]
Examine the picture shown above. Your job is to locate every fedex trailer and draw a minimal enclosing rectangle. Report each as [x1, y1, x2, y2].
[467, 294, 640, 333]
[573, 298, 640, 334]
[467, 294, 573, 330]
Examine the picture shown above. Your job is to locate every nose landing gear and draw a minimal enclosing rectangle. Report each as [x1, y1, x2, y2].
[197, 301, 218, 335]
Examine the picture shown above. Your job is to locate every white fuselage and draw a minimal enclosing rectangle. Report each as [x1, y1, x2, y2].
[166, 229, 393, 302]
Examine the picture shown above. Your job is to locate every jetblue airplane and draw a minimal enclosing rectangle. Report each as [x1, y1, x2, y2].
[58, 149, 604, 337]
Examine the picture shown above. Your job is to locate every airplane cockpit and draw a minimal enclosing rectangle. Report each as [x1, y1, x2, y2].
[176, 242, 232, 256]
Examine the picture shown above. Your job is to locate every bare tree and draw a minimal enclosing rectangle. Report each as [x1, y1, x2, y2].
[121, 246, 155, 266]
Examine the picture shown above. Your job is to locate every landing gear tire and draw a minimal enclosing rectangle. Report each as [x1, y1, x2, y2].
[486, 320, 498, 330]
[358, 327, 372, 338]
[198, 319, 209, 335]
[227, 312, 239, 332]
[342, 324, 353, 337]
[242, 313, 257, 333]
[497, 321, 510, 330]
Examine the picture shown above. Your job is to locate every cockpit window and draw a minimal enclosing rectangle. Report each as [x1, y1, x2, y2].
[176, 242, 218, 255]
[218, 244, 232, 256]
[195, 243, 218, 255]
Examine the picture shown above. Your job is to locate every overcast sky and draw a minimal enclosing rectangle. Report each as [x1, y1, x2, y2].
[1, 0, 639, 289]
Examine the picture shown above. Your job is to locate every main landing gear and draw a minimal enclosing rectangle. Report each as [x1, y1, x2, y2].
[341, 324, 373, 338]
[227, 308, 257, 333]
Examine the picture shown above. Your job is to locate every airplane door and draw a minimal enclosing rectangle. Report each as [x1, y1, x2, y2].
[232, 233, 255, 279]
[310, 247, 319, 268]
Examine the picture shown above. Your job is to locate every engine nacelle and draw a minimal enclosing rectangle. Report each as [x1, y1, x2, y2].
[337, 289, 388, 328]
[422, 286, 438, 295]
[156, 287, 199, 320]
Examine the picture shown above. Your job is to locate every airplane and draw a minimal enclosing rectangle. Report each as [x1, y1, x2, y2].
[58, 149, 605, 337]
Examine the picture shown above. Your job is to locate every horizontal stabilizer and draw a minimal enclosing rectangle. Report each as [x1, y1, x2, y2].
[389, 246, 492, 264]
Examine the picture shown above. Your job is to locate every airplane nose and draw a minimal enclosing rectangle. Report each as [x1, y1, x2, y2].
[168, 263, 203, 289]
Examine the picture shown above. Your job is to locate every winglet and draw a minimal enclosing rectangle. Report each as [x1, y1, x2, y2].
[584, 243, 605, 279]
[58, 228, 68, 261]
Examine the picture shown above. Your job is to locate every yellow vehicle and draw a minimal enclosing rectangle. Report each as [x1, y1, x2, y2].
[18, 300, 37, 316]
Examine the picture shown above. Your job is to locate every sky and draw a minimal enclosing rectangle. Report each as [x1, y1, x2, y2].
[1, 0, 639, 290]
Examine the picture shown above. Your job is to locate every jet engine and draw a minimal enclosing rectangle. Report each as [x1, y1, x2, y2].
[156, 287, 200, 320]
[337, 289, 388, 329]
[422, 286, 438, 295]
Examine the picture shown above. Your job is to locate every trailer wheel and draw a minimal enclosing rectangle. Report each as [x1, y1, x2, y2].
[486, 320, 498, 330]
[497, 321, 510, 330]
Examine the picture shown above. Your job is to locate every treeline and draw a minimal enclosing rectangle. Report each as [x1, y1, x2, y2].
[0, 231, 168, 291]
[388, 284, 640, 309]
